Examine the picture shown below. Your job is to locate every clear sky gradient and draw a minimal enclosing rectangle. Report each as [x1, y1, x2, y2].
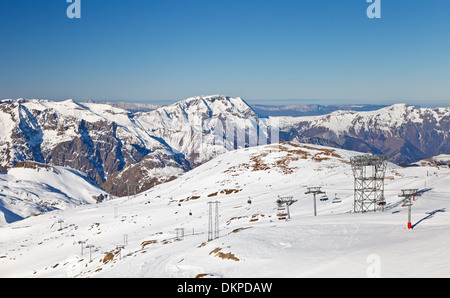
[1, 0, 449, 106]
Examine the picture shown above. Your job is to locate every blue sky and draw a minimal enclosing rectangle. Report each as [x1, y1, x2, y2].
[1, 0, 449, 106]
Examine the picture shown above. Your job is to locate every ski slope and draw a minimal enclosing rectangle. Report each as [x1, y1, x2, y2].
[0, 162, 106, 226]
[0, 142, 449, 277]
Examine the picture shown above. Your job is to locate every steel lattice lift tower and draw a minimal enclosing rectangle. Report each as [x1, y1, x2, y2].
[207, 201, 220, 241]
[350, 154, 388, 213]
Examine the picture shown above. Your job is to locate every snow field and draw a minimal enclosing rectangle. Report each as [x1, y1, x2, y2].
[0, 164, 105, 226]
[1, 143, 449, 277]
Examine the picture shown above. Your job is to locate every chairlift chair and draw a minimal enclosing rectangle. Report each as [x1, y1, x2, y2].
[332, 193, 342, 203]
[377, 200, 386, 206]
[320, 194, 328, 201]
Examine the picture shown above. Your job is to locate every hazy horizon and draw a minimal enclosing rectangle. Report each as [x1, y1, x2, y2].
[3, 95, 447, 109]
[1, 1, 449, 108]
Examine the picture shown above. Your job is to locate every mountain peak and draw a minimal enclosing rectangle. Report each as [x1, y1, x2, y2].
[182, 94, 246, 106]
[168, 95, 257, 118]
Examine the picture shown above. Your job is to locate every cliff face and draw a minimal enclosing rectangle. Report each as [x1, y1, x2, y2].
[101, 149, 190, 196]
[46, 120, 152, 187]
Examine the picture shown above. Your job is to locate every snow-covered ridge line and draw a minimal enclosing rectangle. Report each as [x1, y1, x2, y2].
[277, 103, 450, 134]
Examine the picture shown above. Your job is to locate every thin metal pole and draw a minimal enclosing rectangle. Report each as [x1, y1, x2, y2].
[313, 193, 317, 216]
[306, 187, 324, 217]
[215, 201, 219, 239]
[408, 204, 412, 229]
[78, 241, 85, 256]
[116, 245, 125, 260]
[208, 202, 213, 241]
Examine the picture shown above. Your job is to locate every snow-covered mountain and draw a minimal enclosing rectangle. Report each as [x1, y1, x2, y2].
[0, 95, 274, 196]
[134, 95, 269, 167]
[252, 103, 386, 117]
[278, 104, 450, 165]
[0, 98, 189, 196]
[0, 161, 106, 226]
[1, 142, 449, 277]
[413, 154, 450, 167]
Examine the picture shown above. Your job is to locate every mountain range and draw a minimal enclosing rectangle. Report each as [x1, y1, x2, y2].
[252, 103, 387, 117]
[277, 104, 450, 165]
[1, 95, 449, 197]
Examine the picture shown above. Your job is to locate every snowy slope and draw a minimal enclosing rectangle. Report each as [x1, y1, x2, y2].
[1, 142, 449, 278]
[414, 154, 450, 166]
[0, 162, 106, 226]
